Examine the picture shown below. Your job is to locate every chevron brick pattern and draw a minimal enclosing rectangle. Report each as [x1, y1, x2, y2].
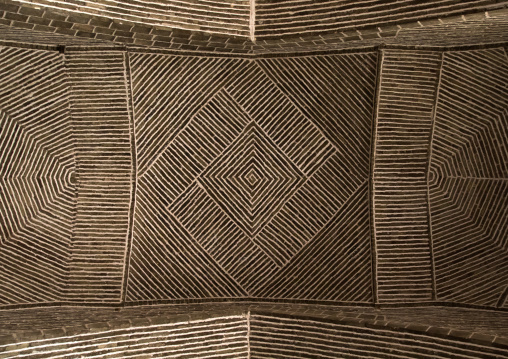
[198, 121, 307, 238]
[429, 48, 508, 307]
[66, 50, 133, 303]
[254, 182, 373, 301]
[373, 50, 442, 303]
[0, 47, 75, 305]
[126, 52, 377, 301]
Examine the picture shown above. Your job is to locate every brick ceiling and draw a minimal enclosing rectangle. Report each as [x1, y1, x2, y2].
[0, 2, 507, 358]
[0, 0, 506, 53]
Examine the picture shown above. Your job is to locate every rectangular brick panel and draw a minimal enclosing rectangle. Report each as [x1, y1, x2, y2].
[372, 49, 441, 303]
[66, 50, 133, 303]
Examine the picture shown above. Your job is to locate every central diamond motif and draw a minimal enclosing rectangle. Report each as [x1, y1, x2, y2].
[246, 167, 261, 187]
[199, 122, 306, 237]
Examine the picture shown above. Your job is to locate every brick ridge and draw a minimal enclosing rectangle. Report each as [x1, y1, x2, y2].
[3, 298, 508, 312]
[1, 38, 508, 59]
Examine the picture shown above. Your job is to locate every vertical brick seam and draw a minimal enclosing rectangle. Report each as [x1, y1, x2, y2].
[120, 51, 138, 304]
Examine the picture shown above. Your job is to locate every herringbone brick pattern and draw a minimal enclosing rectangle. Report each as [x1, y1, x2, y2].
[0, 47, 75, 305]
[429, 48, 508, 307]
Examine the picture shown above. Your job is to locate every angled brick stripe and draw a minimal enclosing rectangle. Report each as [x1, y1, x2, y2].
[255, 0, 504, 38]
[257, 53, 377, 181]
[133, 87, 276, 297]
[225, 60, 336, 177]
[0, 315, 248, 358]
[431, 49, 508, 180]
[0, 110, 74, 247]
[138, 88, 251, 208]
[14, 0, 251, 37]
[66, 50, 132, 303]
[254, 182, 373, 302]
[198, 121, 307, 239]
[131, 54, 245, 176]
[127, 55, 251, 301]
[171, 182, 278, 295]
[0, 47, 75, 305]
[430, 177, 508, 306]
[373, 49, 442, 303]
[127, 182, 247, 300]
[125, 51, 378, 301]
[430, 48, 508, 307]
[252, 151, 366, 267]
[249, 313, 508, 358]
[225, 60, 349, 267]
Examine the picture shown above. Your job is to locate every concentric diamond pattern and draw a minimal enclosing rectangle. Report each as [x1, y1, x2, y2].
[199, 122, 306, 238]
[127, 55, 377, 301]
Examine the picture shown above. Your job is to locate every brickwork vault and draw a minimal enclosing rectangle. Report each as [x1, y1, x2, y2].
[0, 2, 507, 357]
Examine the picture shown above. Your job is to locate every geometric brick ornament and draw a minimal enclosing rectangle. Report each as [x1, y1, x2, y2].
[199, 121, 306, 238]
